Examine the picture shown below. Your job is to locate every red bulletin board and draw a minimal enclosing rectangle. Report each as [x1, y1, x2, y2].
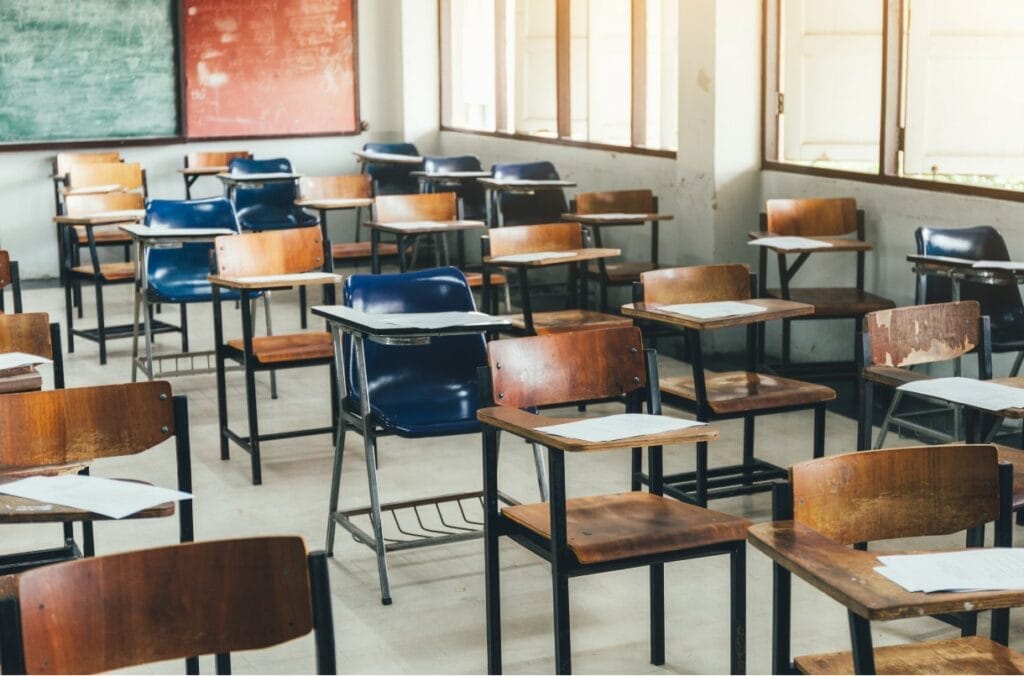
[183, 0, 358, 139]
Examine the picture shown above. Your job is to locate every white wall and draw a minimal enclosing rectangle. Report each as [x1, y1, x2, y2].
[0, 0, 426, 280]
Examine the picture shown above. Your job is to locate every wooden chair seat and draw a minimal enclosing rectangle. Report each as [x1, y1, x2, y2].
[69, 261, 134, 281]
[993, 444, 1024, 512]
[73, 226, 132, 245]
[861, 365, 932, 388]
[661, 370, 836, 415]
[0, 483, 175, 524]
[502, 492, 750, 565]
[765, 287, 895, 317]
[794, 635, 1024, 675]
[331, 241, 399, 260]
[506, 310, 632, 335]
[227, 332, 333, 364]
[585, 260, 658, 283]
[463, 271, 507, 288]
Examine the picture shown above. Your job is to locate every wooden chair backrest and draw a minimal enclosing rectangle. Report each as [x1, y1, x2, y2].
[575, 189, 654, 214]
[67, 162, 144, 191]
[0, 251, 10, 290]
[214, 227, 325, 278]
[791, 444, 1000, 545]
[865, 301, 981, 368]
[765, 198, 858, 236]
[374, 192, 456, 223]
[487, 327, 647, 408]
[54, 152, 121, 177]
[639, 264, 751, 305]
[63, 191, 145, 216]
[0, 313, 53, 360]
[0, 381, 174, 468]
[12, 537, 314, 674]
[186, 150, 252, 168]
[299, 174, 372, 201]
[487, 221, 583, 258]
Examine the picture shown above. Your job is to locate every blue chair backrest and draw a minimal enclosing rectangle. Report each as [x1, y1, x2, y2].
[491, 161, 567, 225]
[342, 267, 486, 431]
[145, 198, 239, 301]
[423, 154, 487, 220]
[916, 225, 1024, 324]
[364, 142, 422, 196]
[228, 157, 314, 231]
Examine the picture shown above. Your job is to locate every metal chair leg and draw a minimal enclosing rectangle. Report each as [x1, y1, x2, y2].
[730, 543, 747, 675]
[873, 390, 903, 449]
[531, 442, 549, 501]
[95, 282, 107, 365]
[650, 563, 665, 665]
[325, 417, 348, 556]
[255, 294, 278, 399]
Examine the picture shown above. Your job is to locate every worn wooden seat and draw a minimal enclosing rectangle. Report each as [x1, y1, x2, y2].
[182, 150, 252, 198]
[602, 260, 659, 282]
[0, 381, 193, 574]
[227, 332, 333, 364]
[462, 271, 506, 289]
[298, 174, 378, 263]
[479, 326, 747, 674]
[660, 371, 835, 415]
[758, 197, 894, 376]
[331, 241, 399, 260]
[505, 308, 632, 334]
[70, 260, 134, 281]
[749, 444, 1018, 675]
[858, 301, 986, 451]
[0, 537, 335, 675]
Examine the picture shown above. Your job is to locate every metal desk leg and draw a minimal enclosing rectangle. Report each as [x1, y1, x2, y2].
[130, 239, 144, 382]
[325, 325, 349, 556]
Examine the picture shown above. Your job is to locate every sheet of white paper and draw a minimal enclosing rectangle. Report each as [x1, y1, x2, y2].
[0, 352, 52, 370]
[657, 301, 766, 320]
[0, 475, 192, 520]
[374, 311, 500, 330]
[535, 414, 706, 443]
[748, 236, 834, 250]
[489, 251, 577, 264]
[122, 225, 234, 238]
[227, 172, 296, 180]
[234, 272, 338, 284]
[88, 209, 145, 220]
[582, 212, 649, 221]
[898, 377, 1024, 412]
[297, 198, 370, 207]
[379, 221, 452, 231]
[68, 184, 122, 195]
[875, 549, 1024, 592]
[971, 260, 1024, 271]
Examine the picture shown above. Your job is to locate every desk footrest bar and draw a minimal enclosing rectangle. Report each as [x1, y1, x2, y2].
[134, 349, 239, 379]
[0, 539, 81, 576]
[224, 425, 334, 453]
[74, 320, 179, 343]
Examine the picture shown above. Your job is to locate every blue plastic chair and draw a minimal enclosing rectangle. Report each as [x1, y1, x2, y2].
[228, 158, 317, 232]
[491, 160, 568, 226]
[325, 266, 543, 604]
[422, 154, 487, 220]
[363, 142, 422, 196]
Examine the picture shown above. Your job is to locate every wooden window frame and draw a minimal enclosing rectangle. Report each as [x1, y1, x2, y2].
[439, 0, 677, 158]
[762, 0, 1024, 203]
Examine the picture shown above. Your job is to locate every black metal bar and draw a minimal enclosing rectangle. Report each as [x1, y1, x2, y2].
[240, 291, 262, 484]
[548, 448, 571, 675]
[308, 551, 338, 674]
[848, 611, 876, 675]
[0, 596, 26, 675]
[771, 481, 794, 675]
[50, 322, 65, 389]
[482, 399, 503, 673]
[730, 542, 747, 675]
[371, 227, 381, 274]
[212, 654, 229, 674]
[212, 285, 231, 461]
[813, 404, 826, 458]
[173, 395, 195, 544]
[517, 267, 536, 335]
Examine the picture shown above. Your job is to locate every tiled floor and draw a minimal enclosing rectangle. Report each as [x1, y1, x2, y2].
[5, 281, 1018, 674]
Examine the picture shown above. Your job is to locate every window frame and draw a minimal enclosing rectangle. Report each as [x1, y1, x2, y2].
[762, 0, 1024, 203]
[438, 0, 677, 159]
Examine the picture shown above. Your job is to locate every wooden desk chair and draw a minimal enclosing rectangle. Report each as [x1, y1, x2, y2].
[482, 222, 630, 335]
[421, 154, 488, 219]
[210, 227, 339, 485]
[758, 197, 894, 376]
[362, 141, 422, 195]
[0, 250, 22, 314]
[636, 264, 835, 505]
[51, 151, 122, 217]
[0, 312, 64, 393]
[182, 150, 252, 198]
[298, 174, 396, 263]
[0, 536, 335, 675]
[491, 161, 568, 226]
[0, 381, 193, 577]
[61, 191, 146, 364]
[478, 327, 749, 674]
[573, 189, 662, 312]
[750, 444, 1017, 675]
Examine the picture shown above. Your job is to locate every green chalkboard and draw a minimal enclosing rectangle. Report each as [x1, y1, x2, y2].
[0, 0, 179, 144]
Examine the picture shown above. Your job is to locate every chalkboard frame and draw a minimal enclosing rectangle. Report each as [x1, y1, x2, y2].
[0, 0, 362, 151]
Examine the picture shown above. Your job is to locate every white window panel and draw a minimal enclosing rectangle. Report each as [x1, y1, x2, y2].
[569, 0, 630, 146]
[646, 0, 677, 151]
[513, 0, 557, 137]
[904, 0, 1024, 176]
[447, 0, 496, 131]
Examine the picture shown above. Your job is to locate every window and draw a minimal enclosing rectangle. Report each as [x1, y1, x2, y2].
[764, 0, 1024, 196]
[440, 0, 678, 154]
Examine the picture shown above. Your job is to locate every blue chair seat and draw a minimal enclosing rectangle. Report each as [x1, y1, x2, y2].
[235, 204, 318, 232]
[364, 142, 421, 196]
[346, 378, 481, 438]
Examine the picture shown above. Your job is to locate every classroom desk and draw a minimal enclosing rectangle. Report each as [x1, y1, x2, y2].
[216, 172, 302, 201]
[178, 165, 227, 199]
[412, 170, 491, 191]
[749, 231, 873, 302]
[364, 219, 485, 274]
[622, 298, 827, 504]
[748, 518, 1023, 674]
[482, 248, 620, 334]
[907, 254, 1024, 299]
[120, 224, 237, 382]
[295, 196, 375, 265]
[312, 304, 511, 604]
[210, 271, 341, 485]
[478, 178, 577, 228]
[352, 149, 424, 166]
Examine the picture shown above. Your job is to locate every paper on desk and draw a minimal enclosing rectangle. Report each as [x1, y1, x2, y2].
[0, 352, 52, 371]
[142, 227, 235, 237]
[87, 209, 145, 220]
[748, 236, 833, 250]
[234, 272, 338, 284]
[0, 475, 192, 520]
[67, 184, 122, 195]
[875, 549, 1024, 592]
[658, 301, 766, 320]
[581, 212, 649, 221]
[373, 311, 499, 330]
[972, 260, 1024, 270]
[898, 377, 1024, 412]
[377, 221, 452, 231]
[536, 414, 705, 443]
[489, 251, 577, 264]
